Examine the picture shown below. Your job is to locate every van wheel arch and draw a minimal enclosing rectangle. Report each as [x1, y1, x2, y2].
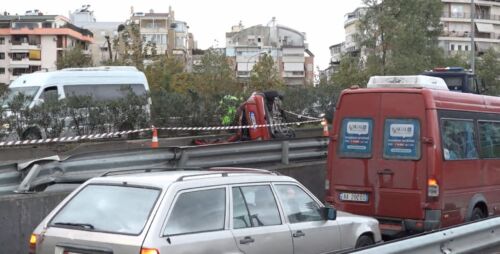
[466, 194, 488, 222]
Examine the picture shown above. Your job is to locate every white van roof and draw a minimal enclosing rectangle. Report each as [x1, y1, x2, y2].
[367, 75, 449, 91]
[9, 67, 149, 89]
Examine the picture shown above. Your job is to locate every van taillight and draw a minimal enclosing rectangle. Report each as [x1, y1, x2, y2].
[141, 247, 160, 254]
[428, 178, 439, 197]
[29, 234, 37, 254]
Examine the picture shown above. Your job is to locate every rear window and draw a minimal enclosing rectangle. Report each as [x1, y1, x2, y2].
[63, 84, 146, 101]
[50, 184, 160, 235]
[339, 118, 373, 158]
[383, 119, 421, 160]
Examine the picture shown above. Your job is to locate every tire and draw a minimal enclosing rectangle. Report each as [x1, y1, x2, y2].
[21, 127, 42, 140]
[471, 207, 486, 221]
[355, 234, 375, 248]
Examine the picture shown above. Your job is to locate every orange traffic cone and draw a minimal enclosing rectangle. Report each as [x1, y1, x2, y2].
[151, 126, 159, 148]
[321, 118, 329, 137]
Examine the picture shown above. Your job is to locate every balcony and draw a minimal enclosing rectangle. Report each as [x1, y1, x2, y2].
[10, 43, 40, 52]
[10, 58, 41, 68]
[442, 12, 500, 22]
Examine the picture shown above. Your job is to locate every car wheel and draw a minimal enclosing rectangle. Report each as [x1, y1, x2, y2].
[355, 235, 374, 248]
[471, 207, 486, 221]
[22, 127, 42, 140]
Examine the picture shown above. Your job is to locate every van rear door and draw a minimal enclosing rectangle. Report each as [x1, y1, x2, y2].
[331, 92, 427, 221]
[375, 93, 427, 220]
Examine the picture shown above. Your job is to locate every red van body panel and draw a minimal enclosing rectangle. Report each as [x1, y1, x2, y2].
[327, 88, 500, 236]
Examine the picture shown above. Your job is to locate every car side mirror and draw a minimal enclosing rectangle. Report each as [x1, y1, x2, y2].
[321, 206, 337, 220]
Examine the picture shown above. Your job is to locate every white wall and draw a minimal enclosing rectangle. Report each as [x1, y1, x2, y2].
[41, 36, 58, 71]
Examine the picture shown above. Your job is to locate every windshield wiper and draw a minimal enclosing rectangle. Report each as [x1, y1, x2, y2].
[54, 222, 95, 230]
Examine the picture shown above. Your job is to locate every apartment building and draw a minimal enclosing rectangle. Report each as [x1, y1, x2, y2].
[0, 10, 93, 86]
[441, 0, 500, 56]
[129, 7, 194, 64]
[226, 20, 314, 86]
[322, 7, 366, 81]
[70, 5, 121, 65]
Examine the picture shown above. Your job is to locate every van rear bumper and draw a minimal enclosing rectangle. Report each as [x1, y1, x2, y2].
[378, 209, 441, 236]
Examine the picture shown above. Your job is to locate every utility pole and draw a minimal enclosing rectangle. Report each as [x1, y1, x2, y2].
[471, 0, 475, 73]
[105, 35, 113, 61]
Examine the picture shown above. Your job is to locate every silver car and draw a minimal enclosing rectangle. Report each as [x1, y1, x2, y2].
[30, 168, 381, 254]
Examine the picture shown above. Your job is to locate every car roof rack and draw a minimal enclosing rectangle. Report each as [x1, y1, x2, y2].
[175, 167, 277, 182]
[100, 167, 203, 177]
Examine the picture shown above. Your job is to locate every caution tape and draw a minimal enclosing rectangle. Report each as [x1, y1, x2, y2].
[0, 119, 321, 147]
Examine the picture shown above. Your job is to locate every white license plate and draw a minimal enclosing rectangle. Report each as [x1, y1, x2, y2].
[339, 192, 369, 202]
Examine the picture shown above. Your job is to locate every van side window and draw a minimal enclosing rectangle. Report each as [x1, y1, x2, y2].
[41, 86, 58, 101]
[478, 121, 500, 158]
[339, 118, 373, 158]
[441, 119, 478, 160]
[63, 84, 146, 102]
[232, 185, 281, 228]
[383, 119, 421, 160]
[164, 188, 225, 236]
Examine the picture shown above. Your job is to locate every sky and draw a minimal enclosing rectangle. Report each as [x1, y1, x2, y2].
[2, 0, 364, 70]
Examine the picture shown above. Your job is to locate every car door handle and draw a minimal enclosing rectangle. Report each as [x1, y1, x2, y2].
[377, 169, 394, 176]
[293, 230, 306, 238]
[239, 236, 255, 244]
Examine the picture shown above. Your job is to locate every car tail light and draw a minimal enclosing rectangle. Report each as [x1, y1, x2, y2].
[428, 178, 439, 197]
[29, 234, 37, 254]
[141, 247, 160, 254]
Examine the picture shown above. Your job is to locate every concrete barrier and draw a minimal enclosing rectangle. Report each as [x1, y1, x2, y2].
[0, 191, 70, 253]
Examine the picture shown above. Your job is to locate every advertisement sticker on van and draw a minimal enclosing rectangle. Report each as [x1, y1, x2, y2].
[340, 118, 373, 157]
[383, 119, 420, 160]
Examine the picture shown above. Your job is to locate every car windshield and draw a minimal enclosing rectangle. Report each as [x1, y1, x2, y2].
[50, 184, 161, 235]
[1, 86, 39, 108]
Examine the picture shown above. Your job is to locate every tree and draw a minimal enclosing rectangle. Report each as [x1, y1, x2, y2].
[144, 56, 185, 91]
[359, 0, 444, 75]
[191, 48, 239, 96]
[56, 45, 93, 69]
[249, 53, 284, 91]
[477, 48, 500, 95]
[331, 55, 370, 89]
[113, 22, 145, 70]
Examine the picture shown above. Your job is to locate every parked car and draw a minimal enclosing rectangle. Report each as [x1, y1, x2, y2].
[30, 168, 381, 254]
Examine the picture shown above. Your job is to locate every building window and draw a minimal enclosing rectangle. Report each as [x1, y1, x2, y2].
[0, 53, 4, 60]
[0, 37, 4, 45]
[450, 44, 455, 51]
[0, 68, 4, 74]
[458, 45, 462, 51]
[465, 45, 469, 51]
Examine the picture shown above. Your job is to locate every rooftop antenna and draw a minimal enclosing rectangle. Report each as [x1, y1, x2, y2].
[267, 17, 277, 27]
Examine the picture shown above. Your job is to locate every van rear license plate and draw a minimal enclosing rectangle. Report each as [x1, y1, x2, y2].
[339, 192, 368, 202]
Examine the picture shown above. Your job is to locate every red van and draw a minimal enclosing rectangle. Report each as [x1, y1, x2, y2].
[326, 75, 500, 236]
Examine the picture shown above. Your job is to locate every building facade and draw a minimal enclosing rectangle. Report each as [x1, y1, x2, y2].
[0, 11, 93, 85]
[70, 5, 120, 66]
[322, 8, 365, 81]
[226, 21, 314, 86]
[440, 0, 500, 56]
[129, 7, 194, 65]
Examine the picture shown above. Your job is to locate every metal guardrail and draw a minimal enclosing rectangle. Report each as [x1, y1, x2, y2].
[0, 137, 328, 195]
[349, 217, 500, 254]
